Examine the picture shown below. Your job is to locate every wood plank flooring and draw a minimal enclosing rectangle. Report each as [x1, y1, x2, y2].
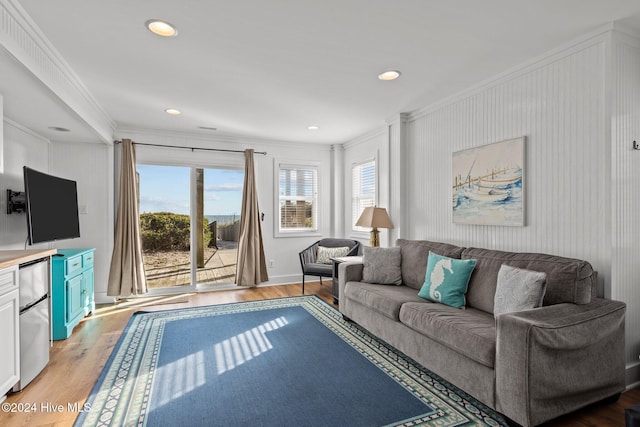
[1, 283, 638, 427]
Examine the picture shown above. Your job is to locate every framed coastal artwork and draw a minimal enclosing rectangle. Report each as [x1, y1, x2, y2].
[452, 137, 525, 226]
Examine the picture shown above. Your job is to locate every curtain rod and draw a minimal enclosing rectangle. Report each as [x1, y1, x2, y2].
[113, 140, 267, 155]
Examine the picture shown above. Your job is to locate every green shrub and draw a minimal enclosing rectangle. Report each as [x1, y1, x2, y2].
[140, 212, 211, 251]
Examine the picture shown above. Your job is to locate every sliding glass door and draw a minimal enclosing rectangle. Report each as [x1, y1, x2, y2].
[137, 164, 193, 290]
[195, 168, 244, 286]
[137, 164, 243, 292]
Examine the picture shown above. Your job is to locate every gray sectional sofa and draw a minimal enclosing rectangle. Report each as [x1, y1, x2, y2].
[338, 238, 626, 427]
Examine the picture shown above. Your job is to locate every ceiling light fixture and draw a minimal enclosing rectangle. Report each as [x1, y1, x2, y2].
[378, 70, 401, 81]
[145, 19, 178, 37]
[307, 125, 320, 131]
[48, 126, 70, 132]
[165, 108, 181, 115]
[198, 126, 218, 131]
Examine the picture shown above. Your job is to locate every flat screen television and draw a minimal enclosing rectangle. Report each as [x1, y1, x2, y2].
[23, 166, 80, 245]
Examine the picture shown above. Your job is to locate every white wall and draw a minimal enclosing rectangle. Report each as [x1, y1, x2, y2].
[120, 129, 334, 286]
[50, 141, 114, 304]
[344, 28, 640, 385]
[0, 117, 51, 249]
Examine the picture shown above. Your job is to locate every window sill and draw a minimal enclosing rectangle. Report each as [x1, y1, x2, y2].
[274, 231, 322, 239]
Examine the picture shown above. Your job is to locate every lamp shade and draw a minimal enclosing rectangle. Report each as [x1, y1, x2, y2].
[356, 207, 394, 229]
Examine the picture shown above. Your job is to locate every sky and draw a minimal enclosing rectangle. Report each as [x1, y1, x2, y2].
[137, 164, 244, 216]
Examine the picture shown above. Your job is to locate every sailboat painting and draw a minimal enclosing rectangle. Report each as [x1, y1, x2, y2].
[452, 137, 525, 226]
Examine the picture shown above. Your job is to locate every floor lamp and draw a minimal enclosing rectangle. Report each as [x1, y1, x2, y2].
[356, 206, 394, 247]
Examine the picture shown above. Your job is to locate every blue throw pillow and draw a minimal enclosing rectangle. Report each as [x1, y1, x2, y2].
[418, 252, 476, 308]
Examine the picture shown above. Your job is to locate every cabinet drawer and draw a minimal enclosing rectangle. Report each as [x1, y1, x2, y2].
[65, 256, 83, 276]
[82, 252, 94, 269]
[0, 267, 18, 297]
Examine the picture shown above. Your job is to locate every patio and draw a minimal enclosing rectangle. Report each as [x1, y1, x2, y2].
[143, 240, 238, 288]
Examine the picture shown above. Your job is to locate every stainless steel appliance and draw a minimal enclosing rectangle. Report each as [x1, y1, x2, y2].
[12, 258, 50, 392]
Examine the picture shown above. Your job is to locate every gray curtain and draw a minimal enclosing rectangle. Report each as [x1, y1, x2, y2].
[235, 149, 269, 286]
[107, 139, 147, 296]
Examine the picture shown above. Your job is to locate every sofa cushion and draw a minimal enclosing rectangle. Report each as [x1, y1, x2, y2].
[494, 264, 546, 316]
[343, 282, 425, 320]
[399, 302, 497, 368]
[397, 239, 465, 290]
[418, 252, 476, 308]
[463, 247, 596, 313]
[362, 246, 402, 285]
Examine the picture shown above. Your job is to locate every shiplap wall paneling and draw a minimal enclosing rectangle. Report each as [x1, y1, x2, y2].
[612, 35, 640, 384]
[406, 41, 610, 289]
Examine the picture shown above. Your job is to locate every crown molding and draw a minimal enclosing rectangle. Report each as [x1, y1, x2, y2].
[343, 126, 386, 149]
[612, 22, 640, 47]
[385, 112, 410, 126]
[0, 0, 116, 144]
[3, 116, 51, 144]
[116, 126, 334, 152]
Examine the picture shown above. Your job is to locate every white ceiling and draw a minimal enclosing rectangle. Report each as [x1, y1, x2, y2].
[4, 0, 640, 145]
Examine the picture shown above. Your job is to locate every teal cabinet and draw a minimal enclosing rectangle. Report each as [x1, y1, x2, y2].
[51, 248, 95, 340]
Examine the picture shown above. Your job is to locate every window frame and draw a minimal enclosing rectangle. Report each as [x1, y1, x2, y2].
[274, 159, 321, 238]
[351, 158, 377, 233]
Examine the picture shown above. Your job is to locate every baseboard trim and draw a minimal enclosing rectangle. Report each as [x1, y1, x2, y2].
[627, 381, 640, 391]
[626, 361, 640, 387]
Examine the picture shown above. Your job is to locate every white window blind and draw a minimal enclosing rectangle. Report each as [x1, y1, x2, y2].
[352, 160, 376, 231]
[278, 164, 318, 232]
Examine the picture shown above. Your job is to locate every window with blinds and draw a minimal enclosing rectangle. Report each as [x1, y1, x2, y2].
[278, 164, 318, 232]
[352, 159, 376, 231]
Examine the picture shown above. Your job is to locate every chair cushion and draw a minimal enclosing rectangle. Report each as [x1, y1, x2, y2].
[302, 262, 332, 277]
[318, 238, 358, 250]
[344, 282, 424, 320]
[399, 302, 497, 368]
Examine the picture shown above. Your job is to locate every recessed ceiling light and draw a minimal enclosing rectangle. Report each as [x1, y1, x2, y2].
[165, 108, 181, 115]
[145, 19, 178, 37]
[307, 125, 320, 131]
[378, 70, 401, 81]
[48, 126, 70, 132]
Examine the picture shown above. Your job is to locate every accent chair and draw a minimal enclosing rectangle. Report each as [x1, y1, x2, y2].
[299, 238, 360, 295]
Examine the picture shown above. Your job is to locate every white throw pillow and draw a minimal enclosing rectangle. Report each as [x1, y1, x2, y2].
[494, 264, 547, 316]
[316, 246, 350, 264]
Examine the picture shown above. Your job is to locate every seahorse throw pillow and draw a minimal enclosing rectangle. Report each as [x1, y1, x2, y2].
[418, 252, 477, 308]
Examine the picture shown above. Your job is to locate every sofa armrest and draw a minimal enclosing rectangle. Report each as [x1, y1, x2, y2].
[495, 298, 626, 427]
[338, 261, 364, 302]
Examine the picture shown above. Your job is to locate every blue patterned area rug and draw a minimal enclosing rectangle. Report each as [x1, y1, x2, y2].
[75, 296, 509, 426]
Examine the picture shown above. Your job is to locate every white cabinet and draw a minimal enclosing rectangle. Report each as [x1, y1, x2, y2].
[0, 266, 19, 397]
